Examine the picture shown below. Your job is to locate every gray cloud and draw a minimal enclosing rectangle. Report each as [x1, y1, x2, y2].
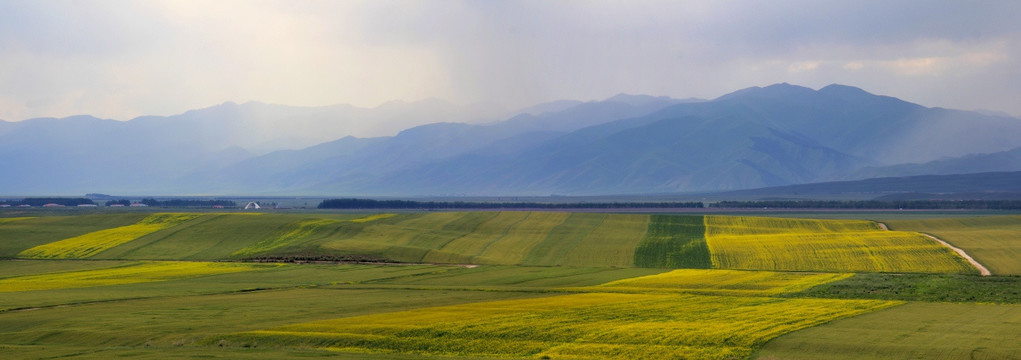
[1, 0, 1019, 121]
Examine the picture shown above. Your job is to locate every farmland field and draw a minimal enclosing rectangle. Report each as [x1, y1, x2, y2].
[756, 302, 1021, 359]
[0, 213, 147, 258]
[223, 293, 896, 359]
[586, 269, 852, 296]
[884, 215, 1021, 275]
[1, 210, 1020, 359]
[705, 215, 977, 273]
[0, 261, 275, 293]
[18, 213, 202, 259]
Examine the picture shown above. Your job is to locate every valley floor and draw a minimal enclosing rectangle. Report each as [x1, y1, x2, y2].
[2, 210, 1020, 359]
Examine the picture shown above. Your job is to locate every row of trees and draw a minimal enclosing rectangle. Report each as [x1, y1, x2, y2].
[318, 198, 705, 209]
[137, 198, 238, 208]
[0, 198, 95, 206]
[0, 197, 239, 208]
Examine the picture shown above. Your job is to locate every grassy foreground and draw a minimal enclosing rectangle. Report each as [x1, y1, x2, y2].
[756, 302, 1021, 359]
[223, 293, 895, 359]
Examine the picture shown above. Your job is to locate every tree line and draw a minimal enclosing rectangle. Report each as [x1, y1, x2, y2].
[318, 198, 705, 209]
[138, 198, 237, 208]
[0, 198, 95, 206]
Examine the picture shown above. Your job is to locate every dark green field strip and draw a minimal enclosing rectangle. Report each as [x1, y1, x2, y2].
[633, 215, 710, 268]
[0, 214, 147, 258]
[785, 273, 1021, 304]
[755, 302, 1021, 359]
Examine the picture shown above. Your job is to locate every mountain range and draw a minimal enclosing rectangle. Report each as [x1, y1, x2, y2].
[3, 83, 1020, 196]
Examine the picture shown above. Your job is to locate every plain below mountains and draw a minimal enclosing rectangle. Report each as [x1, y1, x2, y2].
[3, 83, 1021, 196]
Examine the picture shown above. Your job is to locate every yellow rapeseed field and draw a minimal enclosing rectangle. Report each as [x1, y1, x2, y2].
[225, 292, 899, 359]
[704, 215, 977, 273]
[585, 268, 852, 296]
[18, 213, 201, 259]
[0, 261, 274, 292]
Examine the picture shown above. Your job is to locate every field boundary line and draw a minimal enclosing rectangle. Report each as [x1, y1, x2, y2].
[877, 222, 990, 276]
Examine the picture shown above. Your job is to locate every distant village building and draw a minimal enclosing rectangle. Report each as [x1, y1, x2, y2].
[129, 203, 148, 207]
[212, 205, 225, 209]
[42, 203, 64, 207]
[109, 204, 126, 207]
[244, 201, 261, 210]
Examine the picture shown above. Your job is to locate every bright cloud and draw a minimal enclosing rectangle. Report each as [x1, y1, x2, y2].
[0, 0, 1019, 121]
[842, 62, 865, 70]
[787, 61, 821, 73]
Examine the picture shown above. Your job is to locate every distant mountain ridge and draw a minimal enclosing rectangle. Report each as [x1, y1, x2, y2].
[309, 83, 1021, 195]
[713, 171, 1021, 200]
[845, 146, 1021, 180]
[2, 84, 1021, 196]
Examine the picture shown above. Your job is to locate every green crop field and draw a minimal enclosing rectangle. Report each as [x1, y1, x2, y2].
[0, 213, 147, 258]
[633, 215, 710, 268]
[19, 213, 202, 259]
[756, 302, 1021, 359]
[222, 293, 895, 359]
[2, 210, 1020, 359]
[884, 215, 1021, 275]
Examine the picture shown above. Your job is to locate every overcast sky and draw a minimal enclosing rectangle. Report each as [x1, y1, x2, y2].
[1, 0, 1020, 121]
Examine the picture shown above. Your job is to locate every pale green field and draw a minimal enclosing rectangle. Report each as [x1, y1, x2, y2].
[885, 215, 1021, 275]
[756, 302, 1021, 359]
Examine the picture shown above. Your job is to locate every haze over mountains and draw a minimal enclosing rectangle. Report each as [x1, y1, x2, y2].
[3, 83, 1021, 196]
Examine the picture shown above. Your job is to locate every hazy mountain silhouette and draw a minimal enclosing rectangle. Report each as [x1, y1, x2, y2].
[3, 84, 1021, 196]
[289, 83, 1021, 195]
